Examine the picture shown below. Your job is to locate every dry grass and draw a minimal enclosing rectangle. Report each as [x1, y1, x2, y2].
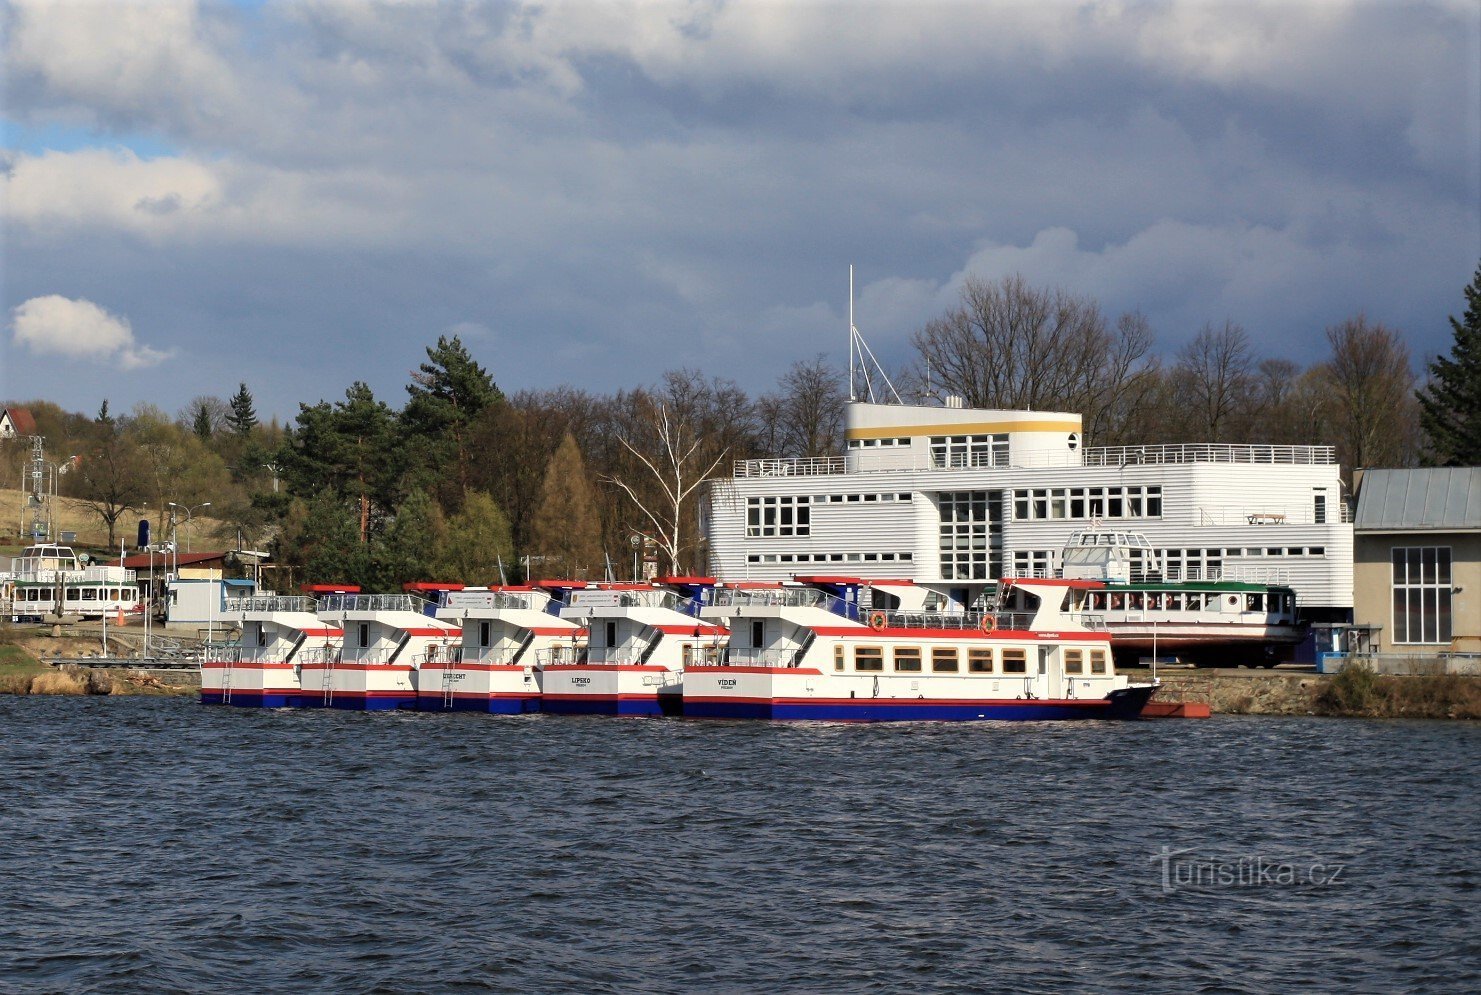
[0, 487, 224, 551]
[28, 670, 88, 695]
[1310, 665, 1481, 720]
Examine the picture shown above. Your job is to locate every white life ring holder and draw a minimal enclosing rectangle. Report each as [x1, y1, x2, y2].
[868, 611, 888, 631]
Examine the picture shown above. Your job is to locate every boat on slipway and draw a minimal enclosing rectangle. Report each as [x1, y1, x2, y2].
[302, 590, 461, 710]
[4, 543, 141, 623]
[420, 583, 585, 713]
[687, 575, 1157, 721]
[201, 593, 343, 707]
[1051, 529, 1307, 667]
[543, 578, 726, 717]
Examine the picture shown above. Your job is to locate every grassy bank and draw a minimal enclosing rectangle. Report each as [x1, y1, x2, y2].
[1146, 667, 1481, 720]
[1310, 666, 1481, 720]
[0, 634, 193, 697]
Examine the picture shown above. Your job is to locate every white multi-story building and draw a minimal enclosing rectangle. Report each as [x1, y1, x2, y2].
[705, 400, 1354, 621]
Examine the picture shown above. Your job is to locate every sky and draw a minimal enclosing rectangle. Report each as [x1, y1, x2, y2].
[2, 0, 1479, 424]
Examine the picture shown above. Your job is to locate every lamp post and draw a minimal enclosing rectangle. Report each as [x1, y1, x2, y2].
[168, 501, 211, 554]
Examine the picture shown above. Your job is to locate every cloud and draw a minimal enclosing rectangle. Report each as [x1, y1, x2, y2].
[10, 295, 172, 370]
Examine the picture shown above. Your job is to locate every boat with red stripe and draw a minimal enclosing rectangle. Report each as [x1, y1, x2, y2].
[690, 576, 1157, 721]
[302, 589, 460, 710]
[201, 591, 343, 707]
[543, 577, 725, 717]
[420, 583, 586, 713]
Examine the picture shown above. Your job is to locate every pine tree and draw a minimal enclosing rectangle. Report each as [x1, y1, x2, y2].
[193, 404, 214, 439]
[96, 399, 114, 428]
[403, 335, 502, 494]
[529, 433, 604, 579]
[1418, 263, 1481, 465]
[227, 382, 259, 436]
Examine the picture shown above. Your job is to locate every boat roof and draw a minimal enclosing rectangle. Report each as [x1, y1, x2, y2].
[1102, 581, 1294, 593]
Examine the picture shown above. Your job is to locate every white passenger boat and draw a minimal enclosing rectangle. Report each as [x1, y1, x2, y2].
[1053, 529, 1307, 667]
[420, 584, 585, 713]
[544, 578, 726, 717]
[687, 576, 1157, 721]
[302, 591, 460, 711]
[200, 594, 342, 707]
[3, 543, 141, 622]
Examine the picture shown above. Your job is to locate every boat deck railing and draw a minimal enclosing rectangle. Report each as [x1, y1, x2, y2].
[710, 587, 847, 613]
[725, 647, 799, 667]
[534, 646, 589, 666]
[317, 593, 429, 615]
[226, 595, 317, 614]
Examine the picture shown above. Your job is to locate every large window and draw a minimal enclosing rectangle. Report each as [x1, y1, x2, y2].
[939, 490, 1003, 580]
[1012, 485, 1162, 521]
[1392, 547, 1453, 644]
[930, 434, 1008, 468]
[746, 496, 810, 537]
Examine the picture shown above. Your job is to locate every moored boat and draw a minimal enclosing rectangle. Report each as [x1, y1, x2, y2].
[543, 578, 726, 717]
[302, 591, 460, 710]
[201, 593, 342, 707]
[420, 584, 585, 713]
[1053, 529, 1306, 667]
[688, 576, 1157, 721]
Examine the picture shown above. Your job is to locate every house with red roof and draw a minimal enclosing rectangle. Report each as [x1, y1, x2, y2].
[1, 407, 37, 439]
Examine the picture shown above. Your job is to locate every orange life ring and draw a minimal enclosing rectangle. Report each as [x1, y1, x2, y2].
[868, 611, 887, 631]
[980, 614, 995, 633]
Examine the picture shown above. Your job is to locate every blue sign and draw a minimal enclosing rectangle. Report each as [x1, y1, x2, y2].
[137, 519, 150, 548]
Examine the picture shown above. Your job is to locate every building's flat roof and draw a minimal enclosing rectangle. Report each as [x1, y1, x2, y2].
[1355, 467, 1481, 531]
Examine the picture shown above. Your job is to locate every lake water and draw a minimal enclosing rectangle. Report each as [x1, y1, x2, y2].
[1, 697, 1476, 993]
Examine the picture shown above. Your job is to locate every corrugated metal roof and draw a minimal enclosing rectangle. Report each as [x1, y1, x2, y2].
[1354, 467, 1481, 530]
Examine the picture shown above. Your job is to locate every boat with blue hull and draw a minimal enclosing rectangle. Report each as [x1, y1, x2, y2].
[420, 584, 585, 714]
[201, 594, 342, 707]
[300, 592, 460, 710]
[689, 576, 1158, 722]
[543, 578, 726, 717]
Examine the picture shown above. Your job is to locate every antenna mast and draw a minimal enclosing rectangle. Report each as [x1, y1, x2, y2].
[847, 265, 902, 405]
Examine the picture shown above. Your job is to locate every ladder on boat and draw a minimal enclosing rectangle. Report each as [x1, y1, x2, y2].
[321, 659, 334, 706]
[442, 660, 456, 710]
[221, 658, 233, 704]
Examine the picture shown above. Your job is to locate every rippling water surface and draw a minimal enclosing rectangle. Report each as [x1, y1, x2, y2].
[1, 697, 1476, 993]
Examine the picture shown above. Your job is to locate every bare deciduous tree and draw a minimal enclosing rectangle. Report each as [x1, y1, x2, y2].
[757, 355, 846, 457]
[1173, 320, 1253, 440]
[908, 274, 1154, 445]
[1319, 315, 1415, 475]
[605, 395, 730, 576]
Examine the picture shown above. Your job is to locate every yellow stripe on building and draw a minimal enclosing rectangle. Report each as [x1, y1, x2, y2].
[846, 418, 1081, 440]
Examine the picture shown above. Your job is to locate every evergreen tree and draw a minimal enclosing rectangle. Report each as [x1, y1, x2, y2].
[193, 404, 214, 439]
[1418, 263, 1481, 465]
[402, 335, 502, 494]
[96, 399, 114, 428]
[373, 488, 445, 589]
[432, 490, 512, 585]
[280, 382, 403, 543]
[300, 493, 371, 589]
[529, 433, 603, 578]
[227, 382, 259, 436]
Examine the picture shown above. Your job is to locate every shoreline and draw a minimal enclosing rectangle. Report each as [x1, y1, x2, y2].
[4, 636, 1477, 718]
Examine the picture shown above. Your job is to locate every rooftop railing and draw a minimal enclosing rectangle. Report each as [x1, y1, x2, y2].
[732, 442, 1337, 477]
[1081, 443, 1336, 467]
